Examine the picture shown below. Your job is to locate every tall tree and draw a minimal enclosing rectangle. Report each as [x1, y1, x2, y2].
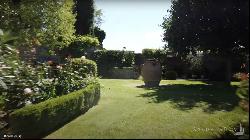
[0, 0, 76, 49]
[93, 27, 106, 48]
[162, 0, 249, 82]
[74, 0, 94, 35]
[94, 9, 104, 28]
[162, 0, 249, 56]
[93, 8, 106, 48]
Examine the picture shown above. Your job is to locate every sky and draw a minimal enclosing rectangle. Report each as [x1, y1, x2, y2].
[95, 0, 172, 53]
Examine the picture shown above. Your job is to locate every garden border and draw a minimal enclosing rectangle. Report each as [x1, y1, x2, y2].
[8, 83, 100, 138]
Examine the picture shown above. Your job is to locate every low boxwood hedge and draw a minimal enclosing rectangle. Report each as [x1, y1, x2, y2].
[8, 83, 100, 138]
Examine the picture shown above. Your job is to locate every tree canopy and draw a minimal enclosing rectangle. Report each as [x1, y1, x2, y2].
[0, 0, 76, 49]
[162, 0, 249, 57]
[94, 27, 106, 48]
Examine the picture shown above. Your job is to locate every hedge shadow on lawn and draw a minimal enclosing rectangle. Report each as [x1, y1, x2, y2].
[137, 83, 240, 113]
[40, 96, 100, 139]
[39, 107, 90, 139]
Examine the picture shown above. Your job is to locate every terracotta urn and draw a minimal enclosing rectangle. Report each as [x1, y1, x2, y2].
[141, 59, 161, 87]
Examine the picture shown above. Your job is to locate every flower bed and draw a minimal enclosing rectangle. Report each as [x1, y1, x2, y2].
[8, 83, 100, 138]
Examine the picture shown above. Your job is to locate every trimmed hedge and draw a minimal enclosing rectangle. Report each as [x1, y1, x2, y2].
[141, 49, 185, 78]
[90, 50, 135, 67]
[88, 50, 135, 77]
[9, 83, 100, 138]
[142, 49, 168, 61]
[69, 58, 97, 77]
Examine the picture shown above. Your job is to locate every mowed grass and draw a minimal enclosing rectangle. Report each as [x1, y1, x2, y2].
[46, 79, 248, 139]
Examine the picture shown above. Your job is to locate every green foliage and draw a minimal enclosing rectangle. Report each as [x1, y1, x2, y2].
[33, 78, 57, 104]
[164, 71, 177, 80]
[0, 29, 99, 111]
[236, 73, 249, 112]
[93, 9, 104, 28]
[73, 36, 100, 47]
[0, 29, 44, 110]
[202, 55, 232, 81]
[0, 0, 76, 49]
[142, 49, 176, 67]
[92, 8, 106, 47]
[92, 50, 135, 67]
[69, 58, 97, 77]
[54, 64, 98, 96]
[142, 49, 156, 59]
[93, 27, 106, 47]
[142, 48, 185, 78]
[0, 29, 18, 45]
[185, 54, 204, 77]
[60, 35, 99, 58]
[9, 83, 100, 138]
[237, 79, 249, 102]
[53, 58, 98, 96]
[0, 63, 47, 110]
[162, 0, 249, 81]
[89, 50, 135, 77]
[142, 49, 168, 62]
[142, 49, 157, 59]
[0, 29, 60, 110]
[162, 0, 249, 57]
[12, 58, 99, 104]
[51, 58, 98, 96]
[0, 59, 56, 110]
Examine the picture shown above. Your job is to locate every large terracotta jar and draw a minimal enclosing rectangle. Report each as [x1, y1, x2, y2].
[141, 59, 161, 87]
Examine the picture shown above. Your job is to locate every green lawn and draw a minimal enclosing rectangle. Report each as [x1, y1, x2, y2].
[46, 79, 248, 139]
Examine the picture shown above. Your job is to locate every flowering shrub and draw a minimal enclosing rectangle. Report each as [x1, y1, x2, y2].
[55, 64, 97, 95]
[33, 78, 57, 103]
[0, 30, 55, 110]
[41, 58, 98, 96]
[0, 61, 51, 110]
[0, 30, 40, 110]
[0, 29, 99, 111]
[68, 58, 97, 77]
